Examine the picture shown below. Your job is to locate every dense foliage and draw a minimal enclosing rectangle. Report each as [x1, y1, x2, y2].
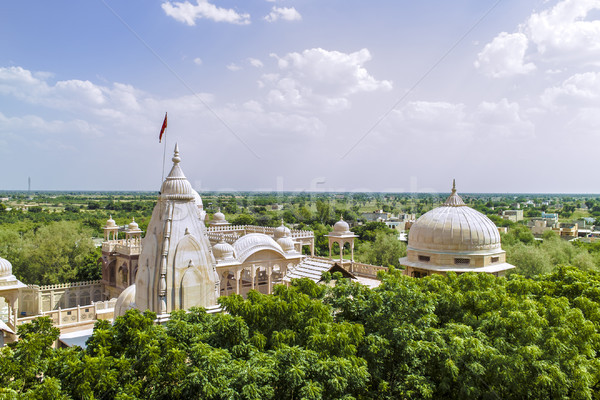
[501, 226, 600, 277]
[2, 267, 600, 399]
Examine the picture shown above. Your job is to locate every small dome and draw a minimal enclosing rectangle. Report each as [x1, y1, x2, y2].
[209, 209, 229, 226]
[408, 182, 501, 252]
[213, 237, 235, 261]
[333, 217, 350, 234]
[274, 220, 292, 239]
[0, 257, 13, 278]
[128, 218, 140, 231]
[277, 236, 296, 253]
[114, 284, 136, 318]
[106, 215, 117, 228]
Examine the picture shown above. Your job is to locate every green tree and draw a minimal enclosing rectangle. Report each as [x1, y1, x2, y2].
[13, 221, 96, 284]
[358, 231, 406, 267]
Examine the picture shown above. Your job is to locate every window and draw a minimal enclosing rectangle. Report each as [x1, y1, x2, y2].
[418, 255, 430, 262]
[454, 258, 470, 265]
[491, 257, 499, 263]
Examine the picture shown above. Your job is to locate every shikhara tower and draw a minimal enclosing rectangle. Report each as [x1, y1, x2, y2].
[117, 144, 219, 317]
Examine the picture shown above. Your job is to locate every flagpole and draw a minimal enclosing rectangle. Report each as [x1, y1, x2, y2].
[159, 112, 168, 186]
[161, 131, 168, 183]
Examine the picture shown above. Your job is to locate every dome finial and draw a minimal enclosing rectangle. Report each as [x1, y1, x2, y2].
[443, 179, 465, 207]
[172, 143, 181, 164]
[281, 218, 285, 226]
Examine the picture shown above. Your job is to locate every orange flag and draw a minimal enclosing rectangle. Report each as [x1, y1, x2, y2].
[159, 112, 167, 143]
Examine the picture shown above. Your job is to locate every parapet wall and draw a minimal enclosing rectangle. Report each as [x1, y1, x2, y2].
[19, 280, 104, 316]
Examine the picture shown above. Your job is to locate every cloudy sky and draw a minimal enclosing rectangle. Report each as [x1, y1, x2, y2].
[1, 0, 599, 193]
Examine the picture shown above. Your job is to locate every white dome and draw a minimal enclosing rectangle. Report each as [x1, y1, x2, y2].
[114, 284, 136, 318]
[0, 258, 12, 278]
[209, 209, 229, 226]
[106, 215, 117, 228]
[128, 218, 140, 231]
[408, 185, 501, 252]
[277, 236, 296, 253]
[233, 233, 284, 263]
[333, 217, 350, 234]
[274, 220, 291, 239]
[213, 239, 235, 260]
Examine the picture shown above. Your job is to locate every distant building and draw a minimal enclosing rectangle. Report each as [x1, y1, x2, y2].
[384, 213, 416, 232]
[541, 212, 559, 222]
[501, 210, 523, 222]
[530, 219, 553, 236]
[553, 223, 578, 238]
[575, 218, 596, 229]
[361, 210, 388, 222]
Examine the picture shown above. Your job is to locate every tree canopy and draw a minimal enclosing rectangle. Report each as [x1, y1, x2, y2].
[3, 267, 600, 399]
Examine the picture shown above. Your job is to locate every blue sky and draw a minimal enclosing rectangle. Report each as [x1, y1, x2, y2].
[1, 0, 600, 193]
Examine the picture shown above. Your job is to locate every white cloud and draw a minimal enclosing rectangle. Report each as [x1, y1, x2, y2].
[475, 32, 536, 78]
[542, 71, 600, 106]
[263, 48, 392, 111]
[476, 0, 600, 78]
[264, 6, 302, 22]
[161, 0, 250, 26]
[248, 58, 264, 68]
[527, 0, 600, 58]
[475, 98, 535, 139]
[382, 99, 533, 144]
[227, 63, 241, 71]
[193, 57, 203, 66]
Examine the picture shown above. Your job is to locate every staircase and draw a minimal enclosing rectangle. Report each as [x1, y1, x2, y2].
[284, 257, 336, 282]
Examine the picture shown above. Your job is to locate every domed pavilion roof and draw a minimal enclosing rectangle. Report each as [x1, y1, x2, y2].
[333, 217, 350, 234]
[274, 220, 292, 239]
[0, 257, 13, 278]
[213, 235, 235, 261]
[408, 181, 501, 253]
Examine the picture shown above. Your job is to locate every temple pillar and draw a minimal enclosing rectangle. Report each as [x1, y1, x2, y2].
[267, 266, 272, 294]
[235, 269, 241, 295]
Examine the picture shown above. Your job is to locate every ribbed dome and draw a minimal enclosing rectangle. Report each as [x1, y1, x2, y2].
[128, 218, 140, 231]
[0, 257, 13, 278]
[213, 236, 235, 260]
[160, 144, 195, 200]
[106, 215, 117, 228]
[408, 183, 501, 252]
[274, 220, 291, 239]
[114, 284, 136, 318]
[277, 236, 295, 253]
[209, 208, 229, 226]
[333, 217, 350, 234]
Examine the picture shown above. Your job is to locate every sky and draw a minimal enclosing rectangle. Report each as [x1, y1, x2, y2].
[1, 0, 600, 194]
